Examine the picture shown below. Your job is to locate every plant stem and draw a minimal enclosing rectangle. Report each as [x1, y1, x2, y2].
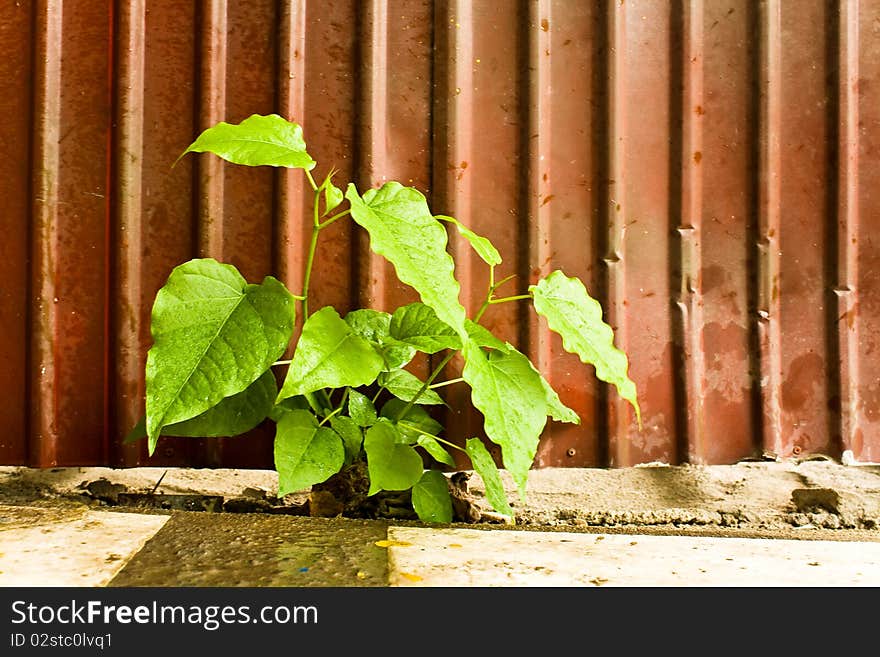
[318, 406, 342, 427]
[398, 422, 467, 454]
[304, 169, 319, 192]
[395, 351, 456, 421]
[272, 359, 292, 367]
[319, 208, 351, 229]
[300, 183, 322, 319]
[429, 377, 463, 389]
[489, 294, 532, 304]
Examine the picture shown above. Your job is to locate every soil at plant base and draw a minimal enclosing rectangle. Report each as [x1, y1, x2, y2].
[1, 458, 879, 543]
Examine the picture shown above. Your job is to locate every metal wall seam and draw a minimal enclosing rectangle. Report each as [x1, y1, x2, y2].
[114, 0, 147, 466]
[432, 0, 481, 460]
[835, 0, 861, 459]
[676, 0, 706, 464]
[757, 0, 783, 457]
[604, 0, 630, 467]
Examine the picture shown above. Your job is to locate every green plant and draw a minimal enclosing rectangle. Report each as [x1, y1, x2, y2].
[128, 114, 640, 523]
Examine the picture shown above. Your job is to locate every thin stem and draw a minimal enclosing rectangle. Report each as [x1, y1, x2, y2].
[474, 299, 491, 323]
[300, 184, 323, 319]
[394, 351, 456, 421]
[304, 169, 319, 192]
[318, 406, 342, 427]
[399, 422, 467, 454]
[429, 377, 463, 389]
[272, 359, 292, 367]
[319, 208, 351, 229]
[489, 294, 532, 304]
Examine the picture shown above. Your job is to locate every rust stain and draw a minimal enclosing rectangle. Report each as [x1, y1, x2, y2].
[693, 151, 702, 164]
[540, 18, 549, 31]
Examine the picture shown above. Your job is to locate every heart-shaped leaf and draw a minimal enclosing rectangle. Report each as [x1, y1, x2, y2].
[278, 306, 384, 400]
[274, 409, 344, 496]
[412, 470, 453, 524]
[364, 420, 424, 495]
[145, 258, 295, 455]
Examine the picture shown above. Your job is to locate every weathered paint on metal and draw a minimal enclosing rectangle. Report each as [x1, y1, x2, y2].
[3, 0, 879, 468]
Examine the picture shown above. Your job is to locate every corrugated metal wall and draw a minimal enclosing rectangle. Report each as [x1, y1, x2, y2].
[2, 0, 879, 469]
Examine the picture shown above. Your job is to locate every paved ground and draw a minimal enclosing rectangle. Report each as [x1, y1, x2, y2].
[1, 460, 879, 586]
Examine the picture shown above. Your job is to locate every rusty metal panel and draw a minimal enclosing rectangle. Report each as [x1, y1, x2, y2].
[4, 0, 880, 468]
[0, 1, 33, 465]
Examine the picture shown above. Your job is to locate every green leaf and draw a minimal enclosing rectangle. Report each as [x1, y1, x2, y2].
[390, 302, 462, 354]
[329, 415, 363, 465]
[324, 184, 344, 215]
[344, 309, 415, 370]
[465, 319, 508, 351]
[269, 395, 313, 422]
[345, 182, 467, 342]
[380, 399, 444, 443]
[155, 370, 277, 437]
[344, 308, 392, 342]
[461, 340, 548, 501]
[416, 435, 456, 467]
[435, 215, 502, 266]
[348, 389, 378, 427]
[178, 114, 316, 170]
[145, 258, 295, 455]
[319, 168, 344, 215]
[278, 306, 384, 400]
[363, 420, 424, 495]
[465, 438, 513, 517]
[536, 371, 580, 424]
[274, 409, 344, 496]
[412, 470, 453, 524]
[379, 369, 445, 405]
[530, 270, 641, 424]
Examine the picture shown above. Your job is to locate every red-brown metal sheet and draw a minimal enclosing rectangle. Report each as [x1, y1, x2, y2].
[525, 0, 604, 468]
[0, 1, 33, 465]
[4, 0, 880, 468]
[30, 0, 112, 466]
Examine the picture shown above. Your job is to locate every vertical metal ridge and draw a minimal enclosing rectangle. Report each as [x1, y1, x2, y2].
[431, 0, 479, 462]
[526, 0, 552, 377]
[194, 0, 227, 465]
[197, 0, 227, 258]
[434, 0, 474, 314]
[835, 0, 861, 457]
[757, 0, 783, 456]
[276, 0, 308, 325]
[114, 0, 147, 465]
[356, 0, 391, 311]
[0, 0, 34, 463]
[29, 0, 64, 465]
[605, 0, 629, 467]
[676, 0, 706, 463]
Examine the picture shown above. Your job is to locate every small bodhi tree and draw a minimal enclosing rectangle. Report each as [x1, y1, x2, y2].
[128, 114, 641, 523]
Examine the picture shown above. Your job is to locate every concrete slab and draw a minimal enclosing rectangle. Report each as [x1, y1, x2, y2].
[0, 506, 168, 587]
[385, 526, 880, 587]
